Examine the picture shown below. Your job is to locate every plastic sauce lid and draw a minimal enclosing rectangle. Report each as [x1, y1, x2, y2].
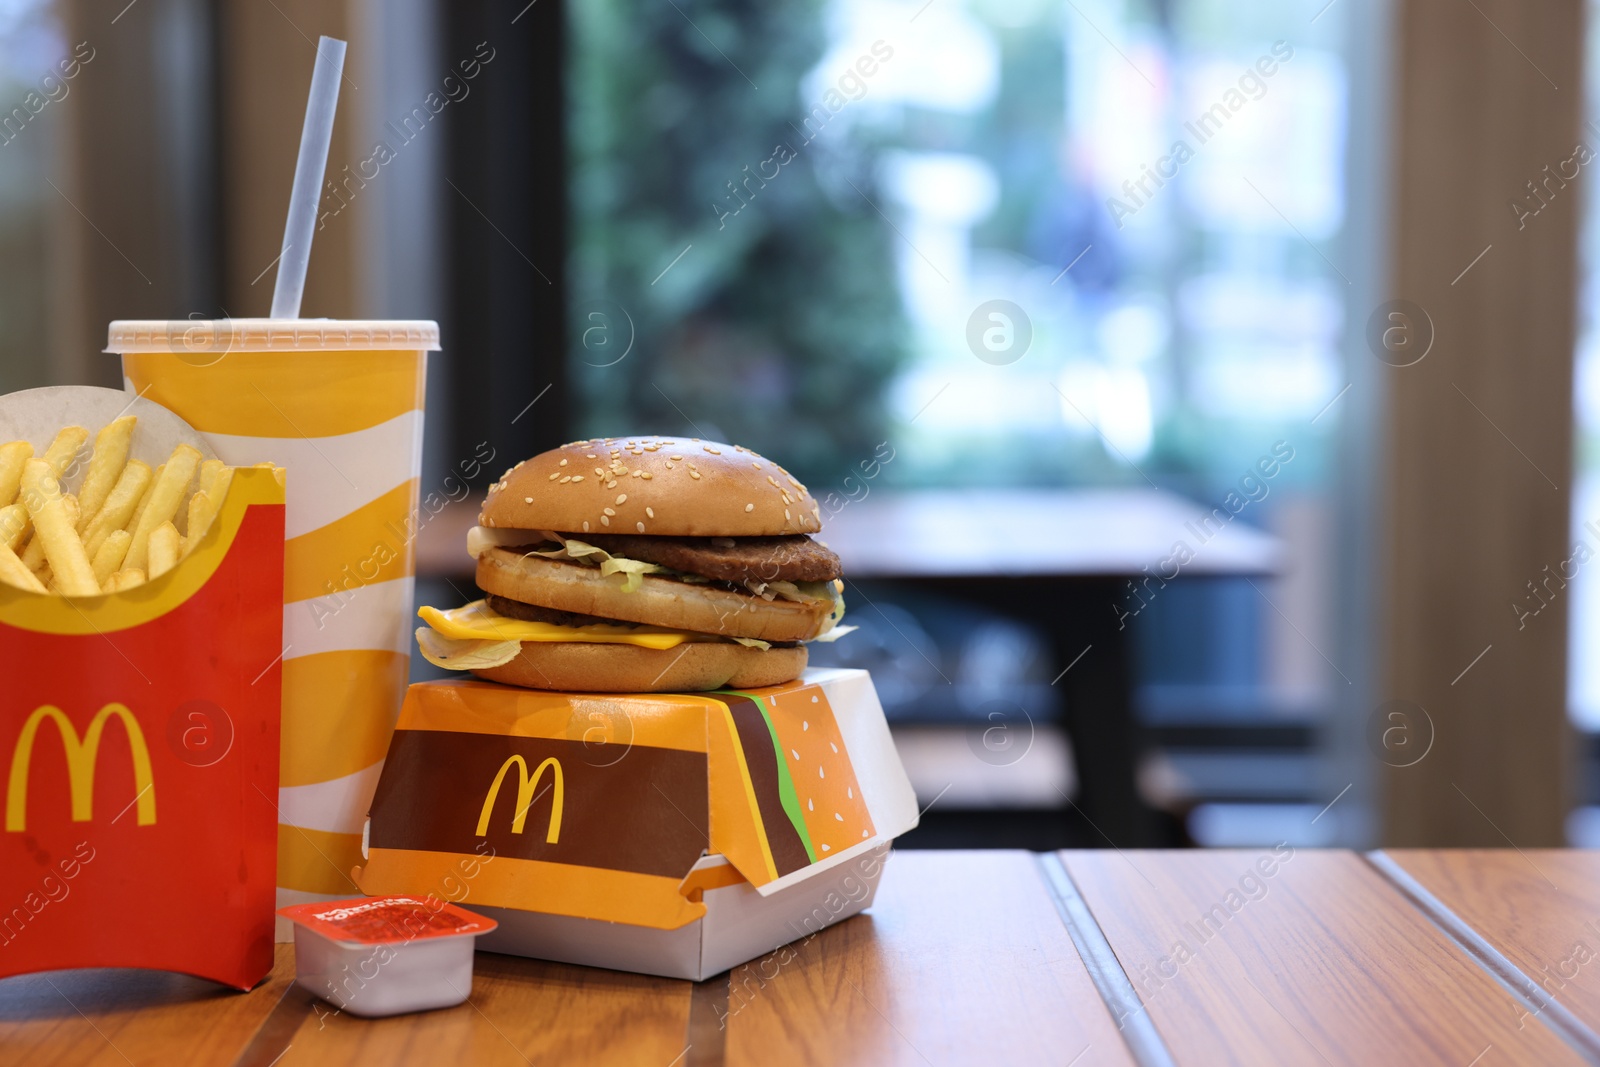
[106, 319, 441, 354]
[278, 896, 496, 945]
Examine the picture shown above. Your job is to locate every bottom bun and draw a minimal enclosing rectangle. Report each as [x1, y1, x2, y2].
[471, 640, 808, 693]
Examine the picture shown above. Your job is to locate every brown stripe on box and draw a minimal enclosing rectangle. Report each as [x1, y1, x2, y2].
[370, 730, 709, 879]
[720, 695, 812, 877]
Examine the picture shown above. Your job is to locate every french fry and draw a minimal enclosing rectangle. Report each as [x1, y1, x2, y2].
[0, 503, 25, 551]
[76, 415, 135, 530]
[0, 441, 31, 506]
[182, 466, 231, 557]
[40, 426, 88, 479]
[19, 494, 78, 572]
[83, 460, 153, 559]
[126, 462, 164, 540]
[19, 533, 43, 572]
[90, 529, 131, 586]
[0, 540, 45, 593]
[105, 568, 145, 592]
[147, 522, 179, 580]
[198, 459, 227, 499]
[19, 459, 97, 596]
[183, 491, 210, 554]
[123, 445, 200, 573]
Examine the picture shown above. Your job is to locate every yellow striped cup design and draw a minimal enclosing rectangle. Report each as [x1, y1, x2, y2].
[118, 324, 437, 934]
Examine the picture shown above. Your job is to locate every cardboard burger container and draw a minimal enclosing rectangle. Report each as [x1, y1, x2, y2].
[354, 667, 916, 980]
[0, 389, 286, 989]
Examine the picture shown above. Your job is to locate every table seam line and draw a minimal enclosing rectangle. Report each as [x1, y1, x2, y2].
[1363, 850, 1600, 1064]
[1036, 852, 1178, 1067]
[227, 963, 318, 1067]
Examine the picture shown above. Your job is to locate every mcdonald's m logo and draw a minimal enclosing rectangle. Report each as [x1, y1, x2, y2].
[6, 704, 157, 831]
[476, 755, 562, 843]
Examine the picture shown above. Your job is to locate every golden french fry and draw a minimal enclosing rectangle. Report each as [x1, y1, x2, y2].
[90, 529, 131, 585]
[0, 540, 45, 593]
[19, 459, 97, 596]
[147, 522, 179, 579]
[123, 446, 200, 572]
[198, 459, 226, 498]
[76, 415, 135, 530]
[83, 460, 153, 558]
[183, 491, 210, 555]
[19, 533, 43, 571]
[105, 567, 145, 592]
[126, 462, 164, 539]
[23, 495, 85, 575]
[182, 466, 231, 556]
[0, 503, 25, 551]
[20, 493, 79, 572]
[0, 441, 31, 506]
[41, 426, 89, 479]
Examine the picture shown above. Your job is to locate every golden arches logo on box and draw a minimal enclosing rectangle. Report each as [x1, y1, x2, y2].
[476, 755, 563, 843]
[5, 704, 157, 831]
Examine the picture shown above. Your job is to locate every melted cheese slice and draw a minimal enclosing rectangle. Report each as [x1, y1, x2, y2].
[419, 599, 700, 650]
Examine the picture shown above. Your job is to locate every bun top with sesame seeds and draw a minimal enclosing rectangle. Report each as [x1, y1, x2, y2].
[479, 436, 824, 537]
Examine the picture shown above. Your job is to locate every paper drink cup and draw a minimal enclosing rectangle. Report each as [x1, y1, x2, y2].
[111, 319, 440, 928]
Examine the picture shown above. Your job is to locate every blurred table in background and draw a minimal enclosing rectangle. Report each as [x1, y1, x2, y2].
[823, 490, 1282, 847]
[821, 489, 1283, 579]
[417, 490, 1284, 847]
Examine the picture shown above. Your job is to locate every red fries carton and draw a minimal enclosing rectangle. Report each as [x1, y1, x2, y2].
[355, 667, 917, 980]
[0, 467, 285, 990]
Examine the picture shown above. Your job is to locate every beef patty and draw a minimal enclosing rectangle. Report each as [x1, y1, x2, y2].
[486, 595, 619, 629]
[568, 532, 842, 585]
[485, 593, 799, 647]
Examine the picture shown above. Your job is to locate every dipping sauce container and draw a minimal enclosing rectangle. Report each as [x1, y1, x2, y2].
[278, 895, 496, 1017]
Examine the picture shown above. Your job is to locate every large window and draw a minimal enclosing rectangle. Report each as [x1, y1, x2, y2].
[570, 1, 1346, 491]
[568, 0, 1354, 838]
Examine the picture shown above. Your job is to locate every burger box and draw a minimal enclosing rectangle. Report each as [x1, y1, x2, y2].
[353, 666, 917, 980]
[0, 392, 286, 989]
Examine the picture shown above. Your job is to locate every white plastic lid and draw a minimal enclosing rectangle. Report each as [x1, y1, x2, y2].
[106, 319, 441, 355]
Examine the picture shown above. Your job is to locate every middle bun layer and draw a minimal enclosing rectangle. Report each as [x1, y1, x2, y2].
[475, 547, 833, 643]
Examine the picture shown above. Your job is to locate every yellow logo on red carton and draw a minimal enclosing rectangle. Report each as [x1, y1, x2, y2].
[5, 704, 156, 831]
[476, 754, 562, 842]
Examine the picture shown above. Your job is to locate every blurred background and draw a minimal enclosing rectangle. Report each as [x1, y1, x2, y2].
[7, 0, 1592, 849]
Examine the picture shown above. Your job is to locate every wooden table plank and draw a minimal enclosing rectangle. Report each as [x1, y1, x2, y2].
[722, 850, 1135, 1067]
[0, 943, 297, 1067]
[1062, 849, 1587, 1066]
[1378, 849, 1600, 1042]
[260, 950, 692, 1067]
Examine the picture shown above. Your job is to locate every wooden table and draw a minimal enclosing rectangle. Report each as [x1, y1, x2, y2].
[416, 491, 1285, 847]
[9, 848, 1600, 1065]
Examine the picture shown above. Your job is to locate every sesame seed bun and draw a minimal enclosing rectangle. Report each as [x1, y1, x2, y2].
[476, 547, 833, 643]
[471, 640, 808, 693]
[480, 436, 822, 537]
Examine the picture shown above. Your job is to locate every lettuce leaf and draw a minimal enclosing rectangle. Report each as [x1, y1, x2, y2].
[414, 626, 522, 670]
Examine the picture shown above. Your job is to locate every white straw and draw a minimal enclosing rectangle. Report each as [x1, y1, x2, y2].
[270, 35, 348, 320]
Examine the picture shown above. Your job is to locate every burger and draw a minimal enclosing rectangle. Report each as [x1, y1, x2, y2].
[414, 436, 849, 692]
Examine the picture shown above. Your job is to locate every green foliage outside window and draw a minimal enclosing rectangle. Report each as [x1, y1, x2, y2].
[568, 0, 907, 488]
